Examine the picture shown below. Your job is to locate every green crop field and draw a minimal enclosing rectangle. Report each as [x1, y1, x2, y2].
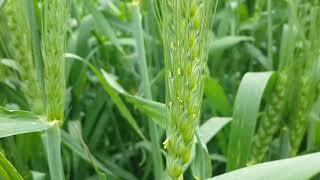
[0, 0, 320, 179]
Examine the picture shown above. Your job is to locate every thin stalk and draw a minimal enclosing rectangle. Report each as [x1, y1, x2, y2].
[132, 3, 164, 179]
[42, 124, 65, 180]
[267, 0, 273, 69]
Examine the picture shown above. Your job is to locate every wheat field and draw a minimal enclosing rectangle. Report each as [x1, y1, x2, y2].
[0, 0, 320, 180]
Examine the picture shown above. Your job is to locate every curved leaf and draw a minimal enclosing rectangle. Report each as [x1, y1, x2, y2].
[191, 140, 212, 179]
[227, 72, 276, 171]
[65, 53, 146, 140]
[0, 107, 52, 138]
[198, 117, 232, 144]
[210, 36, 254, 52]
[210, 152, 320, 180]
[101, 70, 166, 128]
[61, 130, 138, 180]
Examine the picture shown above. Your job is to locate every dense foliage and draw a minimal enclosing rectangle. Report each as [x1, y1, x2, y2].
[0, 0, 320, 180]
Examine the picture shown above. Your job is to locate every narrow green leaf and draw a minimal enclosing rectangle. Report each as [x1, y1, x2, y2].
[0, 106, 52, 138]
[86, 2, 124, 54]
[101, 70, 166, 127]
[65, 53, 146, 140]
[132, 4, 163, 179]
[0, 58, 19, 72]
[0, 151, 23, 180]
[42, 124, 64, 180]
[0, 0, 5, 9]
[210, 152, 320, 180]
[61, 130, 138, 180]
[98, 172, 107, 180]
[227, 72, 276, 171]
[198, 117, 232, 144]
[191, 136, 212, 179]
[31, 171, 46, 180]
[210, 36, 254, 52]
[0, 83, 29, 109]
[204, 77, 232, 116]
[245, 43, 270, 70]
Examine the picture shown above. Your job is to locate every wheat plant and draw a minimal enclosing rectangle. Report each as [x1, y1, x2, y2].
[5, 0, 43, 115]
[1, 0, 320, 179]
[250, 72, 287, 164]
[160, 0, 215, 178]
[289, 4, 320, 156]
[41, 0, 69, 123]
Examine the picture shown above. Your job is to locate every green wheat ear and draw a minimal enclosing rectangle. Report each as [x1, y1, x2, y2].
[160, 0, 216, 179]
[5, 0, 43, 114]
[41, 0, 69, 123]
[250, 73, 288, 164]
[289, 4, 320, 156]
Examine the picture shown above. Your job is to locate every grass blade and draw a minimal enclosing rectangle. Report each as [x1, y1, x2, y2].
[210, 36, 254, 52]
[198, 117, 232, 144]
[101, 69, 166, 127]
[131, 4, 163, 179]
[210, 152, 320, 180]
[61, 130, 138, 180]
[191, 135, 212, 179]
[0, 151, 23, 180]
[65, 53, 146, 140]
[0, 107, 52, 138]
[42, 124, 64, 180]
[227, 72, 276, 171]
[204, 77, 232, 116]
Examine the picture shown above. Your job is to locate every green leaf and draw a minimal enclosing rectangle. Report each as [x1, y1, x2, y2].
[61, 130, 138, 180]
[210, 36, 254, 52]
[101, 70, 166, 128]
[0, 151, 23, 180]
[227, 72, 276, 171]
[191, 135, 212, 179]
[0, 107, 52, 138]
[204, 77, 232, 116]
[98, 172, 107, 180]
[198, 117, 232, 144]
[0, 58, 20, 72]
[131, 4, 164, 179]
[0, 83, 29, 109]
[0, 0, 5, 9]
[210, 152, 320, 180]
[31, 171, 46, 180]
[245, 43, 270, 70]
[65, 53, 146, 140]
[86, 2, 124, 54]
[42, 124, 64, 180]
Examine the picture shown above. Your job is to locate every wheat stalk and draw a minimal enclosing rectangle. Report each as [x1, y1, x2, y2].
[5, 0, 43, 114]
[160, 0, 215, 178]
